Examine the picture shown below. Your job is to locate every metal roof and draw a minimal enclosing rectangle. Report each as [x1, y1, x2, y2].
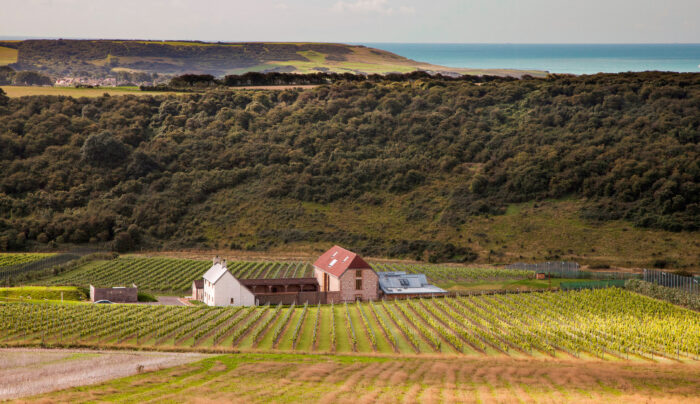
[378, 271, 447, 295]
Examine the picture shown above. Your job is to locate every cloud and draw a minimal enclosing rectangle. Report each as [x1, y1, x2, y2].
[332, 0, 415, 15]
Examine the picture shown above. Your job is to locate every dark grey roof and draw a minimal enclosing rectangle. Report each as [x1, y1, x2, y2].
[378, 271, 447, 295]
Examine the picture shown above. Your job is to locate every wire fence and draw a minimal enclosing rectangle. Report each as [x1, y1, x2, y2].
[643, 268, 700, 295]
[504, 261, 640, 280]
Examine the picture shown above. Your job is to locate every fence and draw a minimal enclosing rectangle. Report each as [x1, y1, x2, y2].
[643, 268, 700, 295]
[505, 261, 580, 277]
[505, 261, 640, 280]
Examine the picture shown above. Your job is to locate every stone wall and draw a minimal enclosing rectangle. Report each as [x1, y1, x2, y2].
[255, 291, 341, 305]
[339, 269, 378, 301]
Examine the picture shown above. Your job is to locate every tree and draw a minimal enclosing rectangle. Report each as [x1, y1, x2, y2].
[81, 131, 131, 168]
[12, 71, 52, 86]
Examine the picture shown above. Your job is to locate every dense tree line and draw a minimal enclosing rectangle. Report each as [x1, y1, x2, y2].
[143, 71, 513, 91]
[0, 72, 697, 260]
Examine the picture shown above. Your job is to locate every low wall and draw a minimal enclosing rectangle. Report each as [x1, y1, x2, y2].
[90, 285, 138, 303]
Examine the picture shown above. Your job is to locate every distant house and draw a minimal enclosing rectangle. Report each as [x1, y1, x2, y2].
[90, 284, 138, 303]
[202, 258, 255, 306]
[378, 272, 447, 299]
[192, 279, 204, 300]
[313, 245, 378, 302]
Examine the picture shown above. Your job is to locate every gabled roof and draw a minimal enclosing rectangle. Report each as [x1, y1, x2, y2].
[202, 263, 231, 284]
[378, 271, 447, 295]
[313, 245, 372, 278]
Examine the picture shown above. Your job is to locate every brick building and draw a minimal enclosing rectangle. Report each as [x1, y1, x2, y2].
[313, 245, 378, 302]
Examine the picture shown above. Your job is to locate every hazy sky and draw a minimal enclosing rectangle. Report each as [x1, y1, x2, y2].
[2, 0, 698, 43]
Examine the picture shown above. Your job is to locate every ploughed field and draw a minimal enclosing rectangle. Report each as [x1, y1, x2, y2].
[1, 289, 698, 361]
[37, 257, 533, 293]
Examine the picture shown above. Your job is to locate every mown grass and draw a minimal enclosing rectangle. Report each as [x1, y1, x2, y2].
[0, 286, 86, 301]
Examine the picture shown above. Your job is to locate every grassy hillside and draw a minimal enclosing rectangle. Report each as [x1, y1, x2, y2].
[0, 39, 543, 78]
[0, 73, 697, 268]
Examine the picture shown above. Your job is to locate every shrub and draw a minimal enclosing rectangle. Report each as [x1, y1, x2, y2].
[137, 291, 158, 302]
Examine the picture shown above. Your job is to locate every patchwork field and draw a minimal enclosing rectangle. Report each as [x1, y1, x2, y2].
[37, 257, 532, 293]
[15, 353, 700, 403]
[0, 349, 208, 400]
[1, 289, 698, 361]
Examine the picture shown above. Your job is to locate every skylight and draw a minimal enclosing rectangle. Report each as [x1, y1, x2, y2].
[329, 259, 338, 267]
[331, 251, 337, 257]
[343, 256, 349, 262]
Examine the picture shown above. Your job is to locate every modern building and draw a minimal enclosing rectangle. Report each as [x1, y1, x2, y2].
[202, 258, 255, 306]
[313, 245, 379, 302]
[377, 272, 447, 299]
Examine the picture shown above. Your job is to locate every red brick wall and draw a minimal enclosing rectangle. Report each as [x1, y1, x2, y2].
[339, 269, 378, 301]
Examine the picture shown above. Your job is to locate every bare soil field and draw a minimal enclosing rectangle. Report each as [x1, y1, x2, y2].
[15, 353, 700, 403]
[0, 349, 208, 400]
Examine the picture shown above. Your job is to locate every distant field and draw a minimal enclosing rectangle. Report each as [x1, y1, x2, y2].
[0, 46, 17, 65]
[22, 353, 700, 403]
[2, 289, 698, 361]
[0, 86, 185, 98]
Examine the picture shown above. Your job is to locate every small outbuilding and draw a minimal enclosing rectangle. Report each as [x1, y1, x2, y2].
[192, 279, 204, 300]
[378, 272, 447, 299]
[202, 257, 256, 307]
[90, 284, 138, 303]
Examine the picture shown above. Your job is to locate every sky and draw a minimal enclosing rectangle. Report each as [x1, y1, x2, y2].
[1, 0, 698, 43]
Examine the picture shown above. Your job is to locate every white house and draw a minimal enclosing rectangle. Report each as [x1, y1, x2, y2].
[202, 258, 256, 307]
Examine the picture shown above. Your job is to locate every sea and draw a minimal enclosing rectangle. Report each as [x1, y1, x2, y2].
[361, 43, 700, 75]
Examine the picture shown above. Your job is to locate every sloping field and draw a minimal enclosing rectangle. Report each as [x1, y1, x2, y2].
[0, 46, 18, 65]
[0, 349, 207, 400]
[1, 289, 698, 361]
[19, 353, 700, 403]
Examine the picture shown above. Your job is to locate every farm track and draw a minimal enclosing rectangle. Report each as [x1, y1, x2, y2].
[1, 289, 699, 362]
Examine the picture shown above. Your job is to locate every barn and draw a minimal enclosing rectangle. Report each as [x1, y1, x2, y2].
[313, 245, 378, 302]
[202, 258, 256, 306]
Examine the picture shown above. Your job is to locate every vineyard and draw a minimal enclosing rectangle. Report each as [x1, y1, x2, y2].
[36, 256, 534, 293]
[0, 254, 54, 268]
[1, 288, 698, 361]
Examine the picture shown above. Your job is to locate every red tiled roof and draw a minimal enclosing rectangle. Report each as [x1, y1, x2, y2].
[313, 245, 372, 278]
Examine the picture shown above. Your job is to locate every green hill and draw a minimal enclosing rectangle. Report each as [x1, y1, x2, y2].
[0, 72, 697, 269]
[0, 39, 543, 78]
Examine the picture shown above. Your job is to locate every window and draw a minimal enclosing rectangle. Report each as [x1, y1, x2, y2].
[399, 279, 409, 287]
[356, 278, 362, 290]
[329, 259, 338, 267]
[230, 298, 234, 304]
[355, 294, 363, 302]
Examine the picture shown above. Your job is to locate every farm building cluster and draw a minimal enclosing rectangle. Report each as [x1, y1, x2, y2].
[193, 245, 447, 306]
